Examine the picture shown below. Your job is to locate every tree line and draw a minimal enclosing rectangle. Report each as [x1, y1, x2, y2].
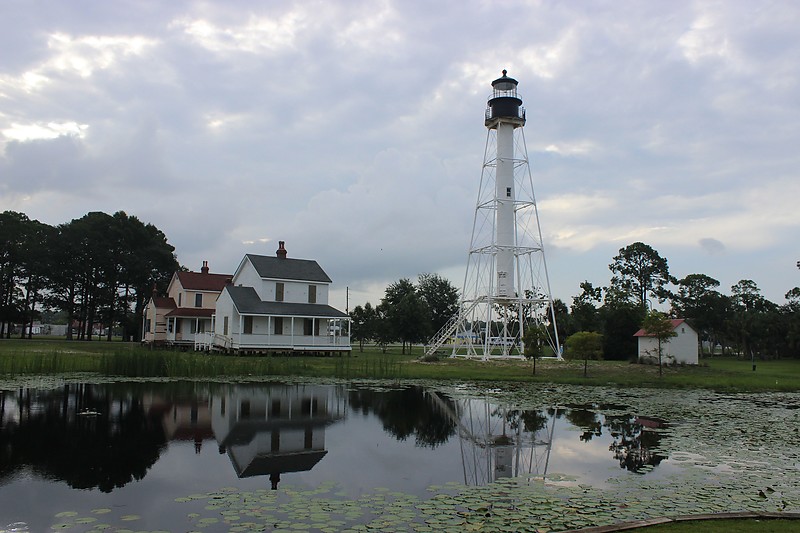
[352, 241, 800, 361]
[557, 241, 800, 360]
[349, 273, 459, 354]
[0, 210, 178, 341]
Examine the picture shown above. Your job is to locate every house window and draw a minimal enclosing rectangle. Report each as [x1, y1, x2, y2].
[145, 319, 152, 333]
[223, 316, 229, 335]
[304, 318, 313, 336]
[275, 282, 284, 302]
[168, 319, 173, 333]
[243, 316, 253, 334]
[274, 317, 283, 335]
[195, 293, 202, 307]
[175, 319, 182, 334]
[190, 321, 196, 334]
[178, 293, 182, 306]
[271, 429, 280, 452]
[506, 187, 512, 198]
[198, 321, 205, 333]
[308, 285, 316, 304]
[301, 398, 312, 415]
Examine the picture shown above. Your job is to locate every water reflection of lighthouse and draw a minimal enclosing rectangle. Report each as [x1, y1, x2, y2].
[426, 391, 556, 485]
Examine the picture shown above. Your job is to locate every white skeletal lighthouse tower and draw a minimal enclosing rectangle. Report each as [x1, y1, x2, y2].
[449, 70, 561, 360]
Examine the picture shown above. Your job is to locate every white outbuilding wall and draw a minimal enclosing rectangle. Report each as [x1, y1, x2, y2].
[636, 320, 699, 365]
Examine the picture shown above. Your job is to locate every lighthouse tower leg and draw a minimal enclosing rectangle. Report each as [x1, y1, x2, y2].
[449, 71, 561, 361]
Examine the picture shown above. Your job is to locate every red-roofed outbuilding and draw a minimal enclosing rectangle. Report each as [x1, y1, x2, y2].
[634, 318, 699, 365]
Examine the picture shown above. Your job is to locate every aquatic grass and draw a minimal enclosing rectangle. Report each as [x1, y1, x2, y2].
[1, 338, 799, 391]
[0, 349, 101, 376]
[98, 349, 316, 378]
[333, 353, 403, 379]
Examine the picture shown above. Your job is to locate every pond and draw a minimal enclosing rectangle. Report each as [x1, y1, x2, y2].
[0, 377, 798, 532]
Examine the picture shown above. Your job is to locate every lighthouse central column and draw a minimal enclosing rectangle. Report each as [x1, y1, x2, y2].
[495, 122, 515, 300]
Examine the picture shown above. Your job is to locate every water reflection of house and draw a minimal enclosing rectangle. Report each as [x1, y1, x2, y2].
[143, 393, 214, 453]
[211, 384, 345, 488]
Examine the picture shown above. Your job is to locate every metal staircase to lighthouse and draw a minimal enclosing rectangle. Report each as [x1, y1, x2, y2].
[424, 299, 481, 357]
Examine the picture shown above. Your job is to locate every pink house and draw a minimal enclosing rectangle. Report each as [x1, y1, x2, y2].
[142, 261, 231, 347]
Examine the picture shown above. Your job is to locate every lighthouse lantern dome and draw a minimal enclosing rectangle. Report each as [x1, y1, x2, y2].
[486, 69, 525, 125]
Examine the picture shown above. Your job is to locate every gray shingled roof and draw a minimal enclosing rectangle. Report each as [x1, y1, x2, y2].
[227, 286, 348, 318]
[245, 254, 332, 283]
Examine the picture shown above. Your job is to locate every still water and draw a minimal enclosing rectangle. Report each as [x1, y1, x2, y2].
[0, 379, 795, 531]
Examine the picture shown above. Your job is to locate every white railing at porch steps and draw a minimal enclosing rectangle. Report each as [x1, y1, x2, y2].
[424, 299, 480, 357]
[194, 332, 230, 351]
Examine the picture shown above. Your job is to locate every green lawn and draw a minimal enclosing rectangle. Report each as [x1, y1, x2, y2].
[0, 337, 798, 391]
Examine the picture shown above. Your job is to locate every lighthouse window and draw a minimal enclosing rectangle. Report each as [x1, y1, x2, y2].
[506, 187, 512, 197]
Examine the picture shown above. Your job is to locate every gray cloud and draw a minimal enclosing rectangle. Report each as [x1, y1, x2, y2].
[699, 238, 726, 255]
[2, 0, 799, 308]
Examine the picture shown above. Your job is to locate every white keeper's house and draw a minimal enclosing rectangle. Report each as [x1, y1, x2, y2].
[200, 242, 351, 355]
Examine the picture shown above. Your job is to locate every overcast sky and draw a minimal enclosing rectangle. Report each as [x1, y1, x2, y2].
[2, 0, 799, 312]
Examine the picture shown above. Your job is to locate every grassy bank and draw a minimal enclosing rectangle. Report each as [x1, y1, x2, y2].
[646, 518, 800, 532]
[0, 338, 798, 391]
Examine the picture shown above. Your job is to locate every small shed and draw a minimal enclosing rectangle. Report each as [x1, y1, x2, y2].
[634, 318, 699, 365]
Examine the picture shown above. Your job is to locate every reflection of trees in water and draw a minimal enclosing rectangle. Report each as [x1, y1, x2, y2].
[606, 415, 667, 473]
[519, 409, 549, 435]
[561, 404, 667, 473]
[348, 386, 457, 448]
[0, 383, 167, 492]
[490, 408, 549, 441]
[563, 407, 603, 442]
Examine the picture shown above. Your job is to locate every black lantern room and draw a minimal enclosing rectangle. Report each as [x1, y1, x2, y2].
[485, 70, 525, 126]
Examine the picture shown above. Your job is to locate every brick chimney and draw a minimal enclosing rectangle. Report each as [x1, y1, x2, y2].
[201, 260, 209, 274]
[276, 241, 287, 259]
